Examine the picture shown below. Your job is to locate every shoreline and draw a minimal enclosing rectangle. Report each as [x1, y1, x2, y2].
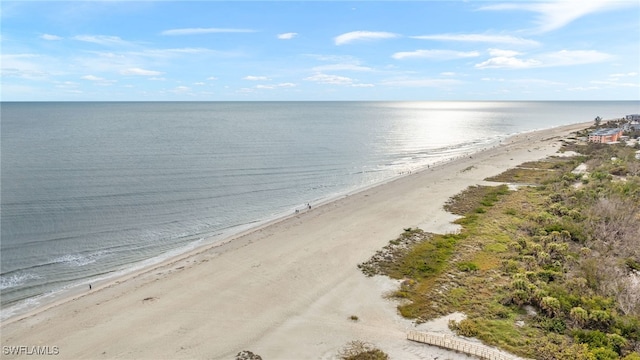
[0, 130, 502, 324]
[1, 121, 590, 359]
[0, 118, 586, 323]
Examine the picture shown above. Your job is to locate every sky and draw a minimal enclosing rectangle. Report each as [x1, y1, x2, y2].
[1, 0, 639, 101]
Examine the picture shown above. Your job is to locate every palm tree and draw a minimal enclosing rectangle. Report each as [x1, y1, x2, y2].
[594, 116, 602, 127]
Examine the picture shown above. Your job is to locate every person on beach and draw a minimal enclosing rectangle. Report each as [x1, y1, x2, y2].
[89, 284, 92, 290]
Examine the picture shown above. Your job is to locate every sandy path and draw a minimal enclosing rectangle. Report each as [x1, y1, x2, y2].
[0, 122, 589, 360]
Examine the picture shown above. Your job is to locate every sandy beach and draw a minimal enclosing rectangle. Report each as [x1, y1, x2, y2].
[1, 122, 590, 360]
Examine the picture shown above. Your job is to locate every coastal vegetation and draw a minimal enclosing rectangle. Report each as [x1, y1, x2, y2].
[361, 134, 640, 359]
[235, 350, 263, 360]
[338, 341, 389, 360]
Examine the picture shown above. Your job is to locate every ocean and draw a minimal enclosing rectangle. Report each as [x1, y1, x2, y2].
[1, 101, 638, 320]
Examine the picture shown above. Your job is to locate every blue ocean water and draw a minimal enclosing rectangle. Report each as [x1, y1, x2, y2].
[1, 101, 638, 320]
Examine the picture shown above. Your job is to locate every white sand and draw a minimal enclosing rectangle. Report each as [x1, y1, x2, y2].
[0, 122, 589, 360]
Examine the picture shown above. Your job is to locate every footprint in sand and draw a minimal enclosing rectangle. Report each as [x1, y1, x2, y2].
[142, 297, 158, 304]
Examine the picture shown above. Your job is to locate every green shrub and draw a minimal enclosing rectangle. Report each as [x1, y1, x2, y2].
[338, 341, 389, 360]
[540, 318, 567, 333]
[457, 261, 479, 272]
[612, 316, 640, 343]
[590, 346, 618, 360]
[574, 329, 614, 350]
[535, 334, 593, 360]
[540, 296, 562, 317]
[590, 310, 613, 329]
[536, 269, 561, 283]
[511, 278, 528, 291]
[454, 318, 479, 337]
[511, 289, 531, 306]
[622, 353, 640, 360]
[570, 307, 589, 327]
[502, 259, 521, 274]
[606, 333, 627, 354]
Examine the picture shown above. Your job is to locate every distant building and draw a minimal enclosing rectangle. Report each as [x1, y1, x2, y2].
[624, 120, 640, 132]
[626, 114, 640, 122]
[588, 128, 623, 143]
[621, 115, 640, 132]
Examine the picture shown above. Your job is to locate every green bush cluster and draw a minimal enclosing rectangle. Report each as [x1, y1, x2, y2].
[496, 142, 640, 358]
[449, 318, 480, 337]
[456, 261, 479, 272]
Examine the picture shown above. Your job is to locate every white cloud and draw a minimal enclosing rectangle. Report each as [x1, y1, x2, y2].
[277, 32, 298, 40]
[305, 73, 354, 85]
[55, 81, 78, 88]
[475, 57, 542, 69]
[380, 78, 462, 87]
[172, 86, 191, 93]
[312, 64, 373, 72]
[334, 31, 399, 45]
[488, 49, 522, 57]
[481, 77, 506, 82]
[511, 78, 565, 86]
[161, 28, 256, 36]
[351, 83, 374, 88]
[441, 72, 457, 76]
[568, 86, 600, 91]
[304, 54, 361, 63]
[256, 83, 296, 89]
[125, 48, 243, 59]
[40, 34, 62, 41]
[81, 74, 116, 85]
[243, 75, 269, 81]
[541, 50, 613, 66]
[0, 53, 51, 79]
[479, 0, 632, 33]
[304, 73, 373, 88]
[475, 49, 612, 69]
[74, 35, 131, 46]
[81, 75, 105, 81]
[411, 33, 539, 46]
[591, 80, 639, 88]
[120, 68, 163, 76]
[392, 49, 480, 60]
[140, 48, 212, 57]
[609, 72, 638, 78]
[2, 53, 39, 60]
[207, 76, 218, 81]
